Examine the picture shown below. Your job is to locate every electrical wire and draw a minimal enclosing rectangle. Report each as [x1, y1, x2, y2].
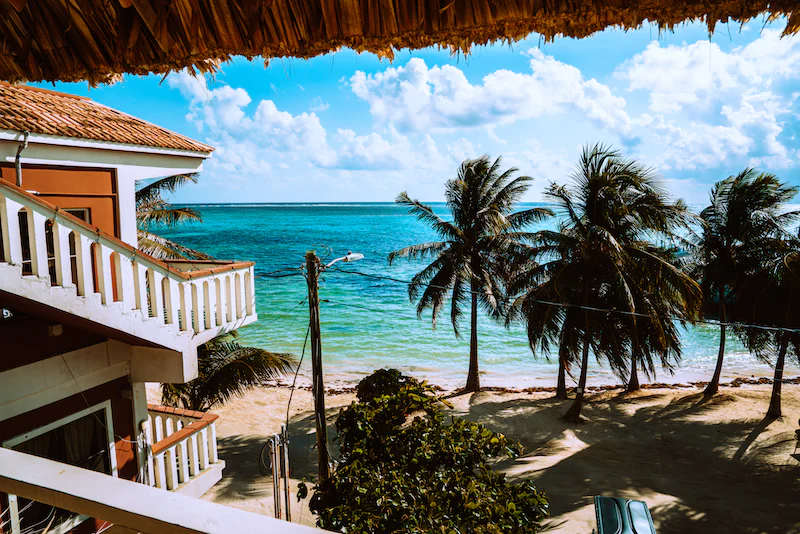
[286, 326, 311, 430]
[331, 267, 800, 334]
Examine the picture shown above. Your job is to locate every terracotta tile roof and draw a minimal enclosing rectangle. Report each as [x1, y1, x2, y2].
[0, 82, 213, 154]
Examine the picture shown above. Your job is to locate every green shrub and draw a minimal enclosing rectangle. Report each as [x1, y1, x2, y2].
[355, 368, 419, 403]
[300, 374, 549, 533]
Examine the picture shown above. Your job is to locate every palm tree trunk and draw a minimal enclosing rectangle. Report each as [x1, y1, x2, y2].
[464, 284, 480, 392]
[704, 292, 726, 397]
[767, 333, 788, 419]
[555, 354, 568, 399]
[627, 352, 640, 392]
[563, 323, 591, 423]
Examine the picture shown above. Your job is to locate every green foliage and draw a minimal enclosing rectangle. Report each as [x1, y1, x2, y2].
[161, 331, 296, 411]
[389, 155, 552, 391]
[355, 368, 419, 403]
[301, 374, 549, 533]
[135, 173, 211, 260]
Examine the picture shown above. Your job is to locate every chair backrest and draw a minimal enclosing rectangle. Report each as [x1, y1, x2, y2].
[594, 496, 657, 534]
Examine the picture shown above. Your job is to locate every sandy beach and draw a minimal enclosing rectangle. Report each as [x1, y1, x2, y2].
[149, 383, 800, 533]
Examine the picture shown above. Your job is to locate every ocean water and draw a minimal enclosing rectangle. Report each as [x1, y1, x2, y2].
[157, 203, 796, 389]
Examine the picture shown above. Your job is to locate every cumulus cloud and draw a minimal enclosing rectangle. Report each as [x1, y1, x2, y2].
[349, 51, 633, 136]
[167, 71, 449, 175]
[619, 29, 800, 170]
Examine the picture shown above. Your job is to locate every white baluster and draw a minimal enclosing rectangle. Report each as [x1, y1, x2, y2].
[245, 268, 254, 316]
[116, 253, 136, 309]
[73, 234, 94, 297]
[225, 275, 233, 322]
[100, 245, 116, 303]
[51, 219, 72, 287]
[203, 280, 214, 329]
[161, 277, 174, 325]
[215, 277, 225, 326]
[177, 438, 190, 483]
[192, 282, 205, 333]
[234, 273, 243, 319]
[165, 416, 175, 439]
[0, 195, 20, 264]
[153, 452, 167, 489]
[208, 421, 219, 464]
[198, 427, 210, 470]
[165, 446, 179, 490]
[132, 260, 148, 312]
[29, 210, 49, 279]
[168, 278, 181, 330]
[178, 282, 190, 332]
[153, 415, 164, 442]
[187, 434, 200, 476]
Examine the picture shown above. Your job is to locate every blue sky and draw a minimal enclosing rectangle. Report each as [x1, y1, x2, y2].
[43, 18, 800, 205]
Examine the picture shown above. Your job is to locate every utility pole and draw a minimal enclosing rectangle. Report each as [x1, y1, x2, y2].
[306, 250, 330, 485]
[305, 250, 364, 486]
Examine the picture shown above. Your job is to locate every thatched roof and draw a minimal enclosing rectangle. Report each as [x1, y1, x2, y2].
[1, 0, 797, 85]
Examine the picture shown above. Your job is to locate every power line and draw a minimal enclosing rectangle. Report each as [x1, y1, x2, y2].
[330, 267, 800, 334]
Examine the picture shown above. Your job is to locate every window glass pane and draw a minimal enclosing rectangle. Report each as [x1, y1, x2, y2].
[10, 411, 110, 533]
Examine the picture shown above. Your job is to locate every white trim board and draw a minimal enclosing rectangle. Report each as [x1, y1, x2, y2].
[3, 400, 119, 534]
[0, 341, 131, 422]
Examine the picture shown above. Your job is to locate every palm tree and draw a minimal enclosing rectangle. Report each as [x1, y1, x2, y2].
[389, 156, 551, 392]
[136, 173, 211, 260]
[689, 170, 798, 397]
[161, 331, 296, 411]
[510, 144, 699, 422]
[735, 239, 800, 419]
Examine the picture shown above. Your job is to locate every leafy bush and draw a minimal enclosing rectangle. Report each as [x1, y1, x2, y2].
[354, 368, 419, 403]
[300, 373, 549, 533]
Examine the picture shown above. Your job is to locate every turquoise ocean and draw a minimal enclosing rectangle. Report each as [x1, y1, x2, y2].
[159, 203, 797, 390]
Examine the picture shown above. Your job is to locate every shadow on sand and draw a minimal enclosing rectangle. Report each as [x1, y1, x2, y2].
[448, 389, 800, 534]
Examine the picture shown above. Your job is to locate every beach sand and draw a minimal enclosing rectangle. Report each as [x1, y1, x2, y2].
[148, 384, 800, 533]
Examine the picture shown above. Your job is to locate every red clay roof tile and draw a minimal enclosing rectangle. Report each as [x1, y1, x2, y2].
[0, 82, 213, 154]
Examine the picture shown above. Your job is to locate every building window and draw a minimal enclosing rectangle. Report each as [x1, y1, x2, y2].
[64, 208, 91, 224]
[2, 401, 117, 534]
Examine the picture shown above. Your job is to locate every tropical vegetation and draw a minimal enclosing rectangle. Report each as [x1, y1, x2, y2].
[300, 369, 549, 532]
[506, 144, 701, 422]
[161, 331, 296, 411]
[136, 173, 211, 260]
[389, 156, 551, 392]
[391, 146, 798, 423]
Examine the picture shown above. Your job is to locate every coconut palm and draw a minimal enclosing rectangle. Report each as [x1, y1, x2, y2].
[161, 331, 297, 411]
[389, 156, 552, 392]
[735, 239, 800, 418]
[510, 144, 700, 422]
[136, 173, 211, 260]
[689, 170, 798, 397]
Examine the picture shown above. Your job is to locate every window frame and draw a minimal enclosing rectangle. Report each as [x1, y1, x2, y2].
[2, 400, 118, 534]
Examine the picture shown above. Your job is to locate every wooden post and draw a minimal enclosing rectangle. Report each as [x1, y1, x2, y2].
[306, 250, 330, 485]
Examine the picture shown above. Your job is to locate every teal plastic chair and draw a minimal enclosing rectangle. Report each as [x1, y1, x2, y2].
[594, 496, 657, 534]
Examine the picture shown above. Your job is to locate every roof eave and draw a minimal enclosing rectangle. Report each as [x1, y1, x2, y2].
[0, 130, 213, 159]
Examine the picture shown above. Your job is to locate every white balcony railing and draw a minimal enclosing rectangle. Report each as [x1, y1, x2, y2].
[144, 405, 221, 493]
[0, 180, 257, 350]
[0, 448, 317, 534]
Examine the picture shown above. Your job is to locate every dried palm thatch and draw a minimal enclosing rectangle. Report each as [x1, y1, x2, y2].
[1, 0, 797, 86]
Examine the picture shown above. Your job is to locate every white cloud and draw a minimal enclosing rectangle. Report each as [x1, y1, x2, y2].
[168, 71, 455, 178]
[619, 29, 800, 170]
[350, 51, 632, 136]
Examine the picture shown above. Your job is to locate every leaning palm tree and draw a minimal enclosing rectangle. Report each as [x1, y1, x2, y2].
[136, 173, 211, 260]
[389, 156, 551, 392]
[510, 144, 699, 422]
[161, 331, 296, 411]
[622, 245, 700, 392]
[688, 170, 798, 397]
[735, 241, 800, 419]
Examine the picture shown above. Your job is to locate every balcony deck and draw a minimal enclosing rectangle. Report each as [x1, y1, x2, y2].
[0, 179, 257, 359]
[0, 447, 317, 533]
